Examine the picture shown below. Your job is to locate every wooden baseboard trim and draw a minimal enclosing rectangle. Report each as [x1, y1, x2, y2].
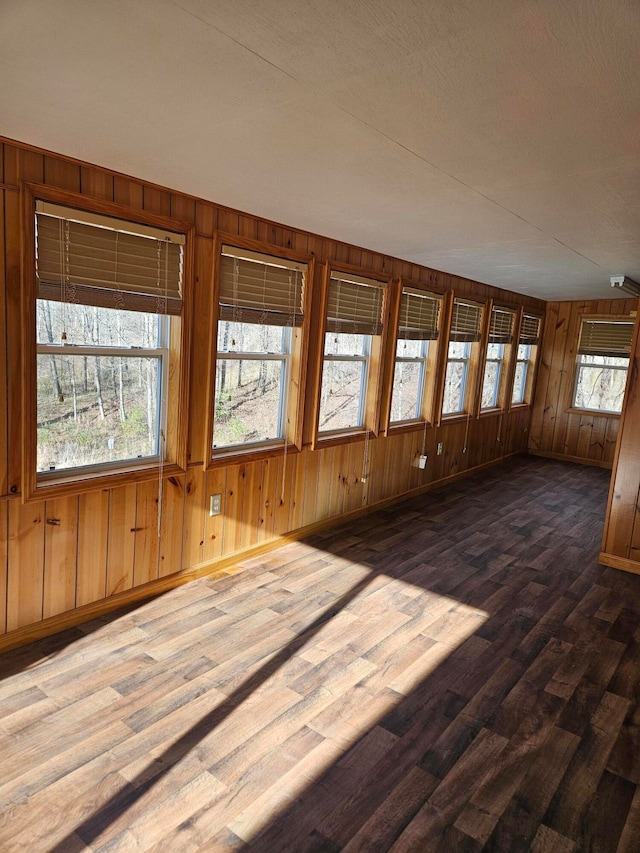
[0, 451, 523, 654]
[528, 450, 612, 470]
[598, 552, 640, 575]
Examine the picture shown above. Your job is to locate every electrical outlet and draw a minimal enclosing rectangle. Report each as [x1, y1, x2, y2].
[437, 442, 444, 455]
[209, 493, 222, 516]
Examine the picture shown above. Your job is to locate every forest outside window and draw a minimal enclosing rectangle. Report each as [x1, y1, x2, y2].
[213, 245, 306, 453]
[572, 317, 634, 414]
[481, 307, 514, 410]
[33, 201, 185, 483]
[512, 313, 541, 404]
[390, 288, 441, 424]
[442, 298, 483, 416]
[319, 272, 386, 434]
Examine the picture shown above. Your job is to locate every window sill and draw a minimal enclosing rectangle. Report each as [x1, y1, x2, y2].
[208, 441, 302, 469]
[479, 407, 504, 418]
[565, 406, 621, 419]
[440, 412, 473, 425]
[386, 419, 433, 437]
[27, 460, 186, 502]
[313, 427, 377, 450]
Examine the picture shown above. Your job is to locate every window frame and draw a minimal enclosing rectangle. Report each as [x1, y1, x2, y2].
[510, 309, 544, 409]
[311, 262, 392, 449]
[21, 182, 193, 501]
[204, 233, 314, 468]
[381, 279, 447, 435]
[479, 303, 517, 413]
[570, 313, 634, 416]
[438, 294, 487, 422]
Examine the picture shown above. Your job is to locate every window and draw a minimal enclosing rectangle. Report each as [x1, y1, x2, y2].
[318, 271, 386, 434]
[512, 313, 541, 404]
[212, 245, 307, 455]
[481, 307, 515, 409]
[442, 298, 483, 415]
[390, 287, 441, 424]
[29, 198, 188, 494]
[572, 317, 634, 413]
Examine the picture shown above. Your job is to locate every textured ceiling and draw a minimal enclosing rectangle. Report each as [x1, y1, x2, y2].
[2, 0, 640, 301]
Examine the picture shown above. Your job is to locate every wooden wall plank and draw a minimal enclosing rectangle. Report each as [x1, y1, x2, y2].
[0, 503, 7, 634]
[76, 490, 109, 606]
[0, 191, 7, 496]
[159, 475, 185, 577]
[106, 484, 137, 596]
[7, 501, 44, 631]
[43, 496, 78, 618]
[4, 186, 21, 495]
[530, 298, 636, 467]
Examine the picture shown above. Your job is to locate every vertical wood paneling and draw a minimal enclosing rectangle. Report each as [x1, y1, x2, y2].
[76, 490, 109, 606]
[43, 496, 78, 618]
[133, 480, 160, 586]
[0, 503, 7, 634]
[159, 475, 185, 577]
[530, 299, 636, 466]
[106, 484, 137, 595]
[188, 236, 213, 464]
[183, 466, 205, 569]
[7, 501, 44, 630]
[4, 180, 21, 495]
[0, 189, 7, 496]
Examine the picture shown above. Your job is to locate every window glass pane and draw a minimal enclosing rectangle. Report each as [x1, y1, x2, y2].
[395, 339, 423, 358]
[324, 332, 367, 356]
[486, 342, 502, 359]
[36, 299, 159, 348]
[517, 343, 531, 360]
[319, 360, 365, 431]
[447, 341, 468, 359]
[574, 359, 628, 413]
[512, 362, 526, 403]
[217, 321, 285, 353]
[579, 354, 628, 368]
[481, 361, 500, 408]
[443, 361, 466, 414]
[214, 358, 284, 446]
[37, 354, 160, 472]
[391, 361, 422, 422]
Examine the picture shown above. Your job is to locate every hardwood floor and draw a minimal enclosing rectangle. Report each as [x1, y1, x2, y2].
[1, 456, 639, 852]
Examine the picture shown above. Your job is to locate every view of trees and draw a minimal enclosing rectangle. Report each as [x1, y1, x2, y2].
[214, 321, 287, 447]
[36, 300, 163, 471]
[319, 332, 368, 431]
[574, 355, 628, 413]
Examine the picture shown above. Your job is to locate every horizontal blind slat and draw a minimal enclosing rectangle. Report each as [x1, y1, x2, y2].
[36, 210, 183, 314]
[327, 274, 385, 336]
[449, 299, 482, 342]
[519, 314, 541, 345]
[219, 253, 304, 326]
[489, 307, 514, 344]
[397, 289, 441, 340]
[578, 320, 634, 356]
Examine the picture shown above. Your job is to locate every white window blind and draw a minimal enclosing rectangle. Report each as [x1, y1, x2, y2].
[326, 273, 386, 335]
[449, 299, 483, 342]
[219, 246, 306, 326]
[519, 314, 542, 346]
[35, 202, 184, 315]
[488, 307, 515, 344]
[397, 288, 441, 340]
[578, 319, 634, 357]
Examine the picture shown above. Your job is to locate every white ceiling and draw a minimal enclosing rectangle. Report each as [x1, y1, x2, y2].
[2, 0, 640, 301]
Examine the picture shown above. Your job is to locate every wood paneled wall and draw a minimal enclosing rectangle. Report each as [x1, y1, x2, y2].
[601, 311, 640, 573]
[528, 298, 637, 467]
[0, 138, 542, 650]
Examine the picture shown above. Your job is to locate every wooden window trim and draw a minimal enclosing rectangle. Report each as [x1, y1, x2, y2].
[437, 293, 487, 422]
[569, 313, 633, 416]
[311, 261, 392, 450]
[479, 303, 517, 413]
[382, 278, 448, 436]
[21, 182, 194, 502]
[203, 232, 315, 470]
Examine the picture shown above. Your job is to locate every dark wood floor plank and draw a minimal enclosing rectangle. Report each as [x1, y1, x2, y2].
[0, 457, 639, 851]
